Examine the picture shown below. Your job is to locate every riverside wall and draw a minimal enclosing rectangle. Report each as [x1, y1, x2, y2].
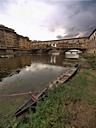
[0, 49, 31, 56]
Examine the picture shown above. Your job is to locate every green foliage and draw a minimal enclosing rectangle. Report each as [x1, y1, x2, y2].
[8, 118, 18, 128]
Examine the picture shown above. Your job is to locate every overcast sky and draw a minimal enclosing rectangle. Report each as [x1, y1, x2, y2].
[0, 0, 96, 41]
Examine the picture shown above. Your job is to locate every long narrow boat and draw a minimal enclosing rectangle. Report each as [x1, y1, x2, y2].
[15, 87, 48, 117]
[55, 66, 78, 84]
[48, 64, 78, 88]
[15, 64, 79, 117]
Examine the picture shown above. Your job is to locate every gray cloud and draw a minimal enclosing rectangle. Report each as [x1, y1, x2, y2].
[41, 0, 96, 39]
[0, 0, 16, 13]
[0, 0, 9, 13]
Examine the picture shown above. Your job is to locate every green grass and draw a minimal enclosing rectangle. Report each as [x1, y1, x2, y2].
[0, 96, 29, 128]
[80, 53, 96, 69]
[8, 68, 96, 128]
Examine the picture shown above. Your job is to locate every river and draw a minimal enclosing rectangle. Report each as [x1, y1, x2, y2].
[0, 54, 68, 94]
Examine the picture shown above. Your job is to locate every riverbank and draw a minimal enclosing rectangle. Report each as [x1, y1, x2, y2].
[8, 54, 96, 128]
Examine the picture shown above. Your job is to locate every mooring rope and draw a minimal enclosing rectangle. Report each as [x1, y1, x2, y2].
[0, 92, 31, 97]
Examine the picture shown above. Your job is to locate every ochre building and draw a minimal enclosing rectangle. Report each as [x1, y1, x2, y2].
[87, 29, 96, 53]
[0, 25, 18, 48]
[18, 35, 32, 50]
[0, 24, 33, 51]
[38, 37, 89, 49]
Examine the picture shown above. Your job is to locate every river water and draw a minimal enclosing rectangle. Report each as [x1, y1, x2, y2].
[0, 54, 68, 94]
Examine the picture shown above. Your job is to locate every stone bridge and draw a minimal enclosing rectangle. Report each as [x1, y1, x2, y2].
[31, 46, 86, 54]
[31, 36, 89, 54]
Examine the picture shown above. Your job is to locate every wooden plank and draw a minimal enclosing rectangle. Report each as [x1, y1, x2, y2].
[15, 101, 36, 117]
[36, 87, 48, 98]
[15, 87, 48, 117]
[0, 92, 31, 97]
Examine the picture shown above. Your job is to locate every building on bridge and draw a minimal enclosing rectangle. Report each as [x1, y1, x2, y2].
[32, 29, 96, 54]
[87, 29, 96, 53]
[32, 36, 89, 53]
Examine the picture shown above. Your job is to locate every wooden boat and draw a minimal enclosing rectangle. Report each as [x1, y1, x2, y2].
[15, 64, 78, 117]
[15, 87, 48, 117]
[48, 64, 78, 88]
[56, 66, 78, 84]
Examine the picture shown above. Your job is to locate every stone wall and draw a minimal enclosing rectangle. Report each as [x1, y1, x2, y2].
[87, 48, 96, 53]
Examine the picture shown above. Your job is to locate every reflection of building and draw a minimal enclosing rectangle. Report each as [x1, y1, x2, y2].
[65, 49, 81, 59]
[0, 55, 32, 71]
[50, 56, 56, 64]
[49, 49, 60, 55]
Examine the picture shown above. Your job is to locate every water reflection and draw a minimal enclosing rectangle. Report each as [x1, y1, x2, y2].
[50, 56, 56, 64]
[0, 54, 66, 82]
[0, 55, 32, 71]
[0, 54, 67, 94]
[0, 63, 67, 94]
[0, 54, 64, 72]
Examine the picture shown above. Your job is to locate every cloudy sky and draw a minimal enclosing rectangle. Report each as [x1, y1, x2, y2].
[0, 0, 96, 41]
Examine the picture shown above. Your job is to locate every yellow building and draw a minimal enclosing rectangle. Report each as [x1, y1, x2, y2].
[18, 35, 26, 50]
[0, 25, 18, 48]
[88, 29, 96, 53]
[29, 40, 33, 50]
[18, 36, 32, 50]
[0, 25, 5, 48]
[4, 31, 18, 48]
[26, 38, 32, 50]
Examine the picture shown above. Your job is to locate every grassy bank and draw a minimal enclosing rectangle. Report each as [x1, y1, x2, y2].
[80, 53, 96, 69]
[8, 68, 96, 128]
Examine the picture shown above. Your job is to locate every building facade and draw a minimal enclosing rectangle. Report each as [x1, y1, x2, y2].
[0, 25, 5, 48]
[87, 29, 96, 53]
[0, 24, 33, 52]
[18, 35, 32, 50]
[33, 37, 89, 51]
[0, 25, 18, 49]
